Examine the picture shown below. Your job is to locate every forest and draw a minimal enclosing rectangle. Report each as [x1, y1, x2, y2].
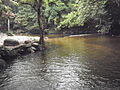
[0, 0, 120, 37]
[1, 1, 120, 90]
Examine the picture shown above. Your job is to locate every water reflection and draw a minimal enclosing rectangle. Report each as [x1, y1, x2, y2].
[0, 36, 120, 90]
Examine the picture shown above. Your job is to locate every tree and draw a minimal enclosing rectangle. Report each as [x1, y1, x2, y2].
[15, 5, 38, 32]
[0, 0, 17, 33]
[44, 0, 68, 31]
[19, 0, 47, 48]
[105, 0, 120, 35]
[58, 0, 107, 28]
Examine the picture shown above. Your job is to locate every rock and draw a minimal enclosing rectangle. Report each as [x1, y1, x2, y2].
[23, 43, 31, 48]
[0, 43, 35, 60]
[0, 45, 27, 60]
[26, 47, 35, 53]
[32, 43, 40, 51]
[17, 49, 25, 55]
[31, 47, 37, 51]
[0, 45, 3, 50]
[0, 48, 18, 60]
[0, 59, 6, 68]
[0, 37, 42, 60]
[4, 38, 20, 46]
[24, 40, 32, 44]
[7, 32, 14, 36]
[32, 43, 39, 47]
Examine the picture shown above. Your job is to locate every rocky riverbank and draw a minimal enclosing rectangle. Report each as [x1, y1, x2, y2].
[0, 33, 46, 67]
[0, 41, 41, 60]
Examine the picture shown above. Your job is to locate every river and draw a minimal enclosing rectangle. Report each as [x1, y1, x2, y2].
[0, 35, 120, 90]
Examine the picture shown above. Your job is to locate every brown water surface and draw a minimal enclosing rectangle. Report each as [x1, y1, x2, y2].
[0, 36, 120, 90]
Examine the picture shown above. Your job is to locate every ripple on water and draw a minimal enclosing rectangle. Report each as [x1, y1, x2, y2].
[0, 36, 120, 90]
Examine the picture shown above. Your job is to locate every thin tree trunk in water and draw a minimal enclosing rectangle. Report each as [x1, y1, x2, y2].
[37, 0, 45, 49]
[38, 13, 44, 45]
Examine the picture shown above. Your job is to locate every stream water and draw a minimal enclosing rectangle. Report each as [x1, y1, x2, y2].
[0, 35, 120, 90]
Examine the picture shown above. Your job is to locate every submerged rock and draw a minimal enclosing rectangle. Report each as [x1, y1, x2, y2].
[4, 38, 20, 46]
[26, 47, 35, 53]
[31, 47, 37, 51]
[0, 59, 6, 68]
[0, 47, 19, 60]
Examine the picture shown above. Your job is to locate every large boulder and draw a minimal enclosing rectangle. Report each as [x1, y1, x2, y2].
[4, 38, 20, 46]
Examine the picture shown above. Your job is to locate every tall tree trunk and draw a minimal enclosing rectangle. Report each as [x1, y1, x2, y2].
[21, 0, 45, 49]
[37, 0, 45, 48]
[38, 12, 44, 45]
[8, 18, 10, 32]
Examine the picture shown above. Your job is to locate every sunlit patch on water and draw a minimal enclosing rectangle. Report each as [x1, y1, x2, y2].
[0, 36, 120, 90]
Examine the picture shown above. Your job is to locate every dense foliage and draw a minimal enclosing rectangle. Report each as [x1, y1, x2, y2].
[0, 0, 17, 32]
[0, 0, 120, 35]
[15, 5, 38, 31]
